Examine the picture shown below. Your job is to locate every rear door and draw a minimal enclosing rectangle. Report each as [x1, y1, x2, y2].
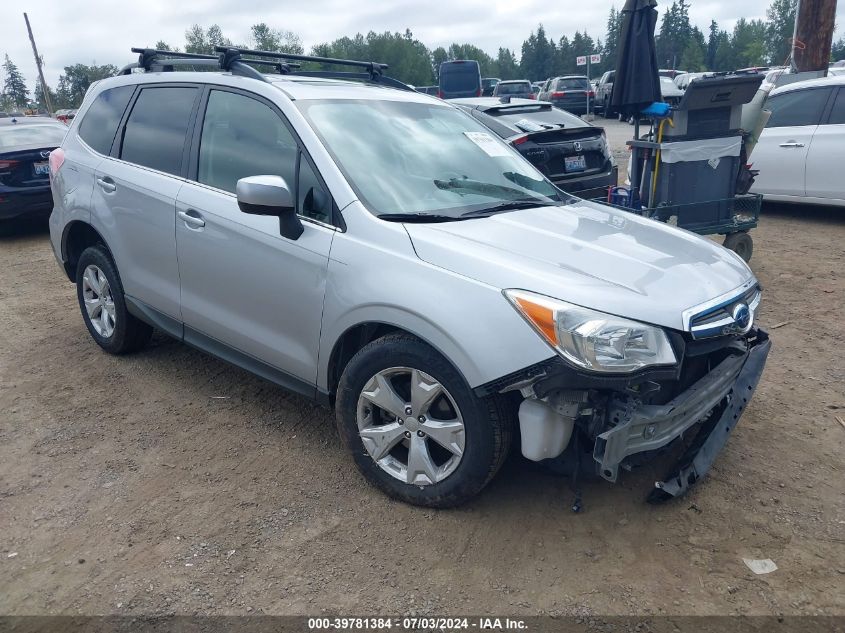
[751, 87, 833, 198]
[175, 87, 335, 392]
[93, 84, 200, 320]
[804, 87, 845, 202]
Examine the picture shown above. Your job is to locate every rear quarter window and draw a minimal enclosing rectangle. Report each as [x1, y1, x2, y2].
[77, 85, 134, 155]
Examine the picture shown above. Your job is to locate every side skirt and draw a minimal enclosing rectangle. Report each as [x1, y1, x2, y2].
[125, 295, 328, 405]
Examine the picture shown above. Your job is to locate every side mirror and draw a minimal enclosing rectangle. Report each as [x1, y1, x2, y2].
[236, 175, 303, 240]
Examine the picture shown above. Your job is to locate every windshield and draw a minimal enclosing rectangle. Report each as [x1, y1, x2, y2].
[297, 99, 561, 218]
[0, 124, 66, 149]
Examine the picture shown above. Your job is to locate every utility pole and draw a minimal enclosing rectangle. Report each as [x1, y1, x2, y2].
[24, 12, 53, 115]
[792, 0, 838, 73]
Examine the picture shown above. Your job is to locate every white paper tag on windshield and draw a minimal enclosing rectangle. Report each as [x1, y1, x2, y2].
[464, 132, 511, 157]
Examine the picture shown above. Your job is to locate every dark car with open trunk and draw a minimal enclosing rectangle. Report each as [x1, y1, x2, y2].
[452, 98, 617, 199]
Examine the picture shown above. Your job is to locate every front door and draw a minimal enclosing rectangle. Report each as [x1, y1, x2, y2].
[175, 88, 335, 392]
[751, 86, 833, 198]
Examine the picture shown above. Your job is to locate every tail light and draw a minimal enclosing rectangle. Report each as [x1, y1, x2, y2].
[437, 90, 443, 98]
[587, 90, 595, 98]
[551, 91, 566, 98]
[0, 160, 19, 172]
[477, 88, 482, 97]
[512, 135, 529, 146]
[49, 148, 65, 178]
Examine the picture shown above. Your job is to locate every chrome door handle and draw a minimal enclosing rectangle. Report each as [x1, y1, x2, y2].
[177, 210, 205, 228]
[779, 142, 805, 148]
[96, 177, 116, 193]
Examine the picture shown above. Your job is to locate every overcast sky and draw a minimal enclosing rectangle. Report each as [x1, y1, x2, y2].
[3, 0, 844, 90]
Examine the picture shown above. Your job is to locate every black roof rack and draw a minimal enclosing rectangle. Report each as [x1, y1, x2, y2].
[118, 47, 413, 92]
[214, 47, 413, 91]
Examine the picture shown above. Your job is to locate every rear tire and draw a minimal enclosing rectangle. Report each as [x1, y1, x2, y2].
[76, 245, 152, 354]
[723, 231, 753, 262]
[335, 333, 513, 508]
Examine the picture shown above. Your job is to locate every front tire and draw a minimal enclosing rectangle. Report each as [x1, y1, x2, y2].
[76, 245, 152, 354]
[336, 333, 512, 508]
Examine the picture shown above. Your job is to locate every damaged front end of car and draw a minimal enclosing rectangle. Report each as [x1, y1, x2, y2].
[478, 287, 772, 502]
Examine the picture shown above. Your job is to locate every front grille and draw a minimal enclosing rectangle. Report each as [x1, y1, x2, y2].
[689, 286, 761, 339]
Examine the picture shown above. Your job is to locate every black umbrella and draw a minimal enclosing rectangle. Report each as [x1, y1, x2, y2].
[610, 0, 661, 117]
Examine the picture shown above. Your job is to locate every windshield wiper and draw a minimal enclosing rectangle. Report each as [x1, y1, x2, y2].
[460, 200, 548, 218]
[433, 177, 534, 199]
[376, 212, 461, 223]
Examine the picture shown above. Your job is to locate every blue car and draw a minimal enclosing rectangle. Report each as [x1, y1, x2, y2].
[0, 120, 67, 223]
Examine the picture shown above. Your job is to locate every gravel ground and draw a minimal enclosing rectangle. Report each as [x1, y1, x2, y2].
[0, 128, 843, 617]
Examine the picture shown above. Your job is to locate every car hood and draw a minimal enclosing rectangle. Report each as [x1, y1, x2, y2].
[404, 201, 754, 332]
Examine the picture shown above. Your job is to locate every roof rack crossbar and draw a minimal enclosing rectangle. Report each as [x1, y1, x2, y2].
[214, 46, 389, 79]
[130, 47, 218, 71]
[120, 46, 413, 92]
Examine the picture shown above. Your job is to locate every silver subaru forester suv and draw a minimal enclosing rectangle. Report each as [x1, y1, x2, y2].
[48, 48, 770, 508]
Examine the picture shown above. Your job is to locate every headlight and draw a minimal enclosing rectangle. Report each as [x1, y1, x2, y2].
[505, 289, 677, 373]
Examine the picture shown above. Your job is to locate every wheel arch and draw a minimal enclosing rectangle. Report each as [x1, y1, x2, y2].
[61, 220, 113, 281]
[323, 318, 477, 404]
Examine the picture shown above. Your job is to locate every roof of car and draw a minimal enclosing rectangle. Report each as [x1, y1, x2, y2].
[496, 80, 530, 84]
[770, 74, 845, 96]
[91, 70, 441, 105]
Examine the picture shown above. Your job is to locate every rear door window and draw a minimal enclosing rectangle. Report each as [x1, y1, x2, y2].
[766, 88, 832, 128]
[78, 85, 134, 155]
[120, 86, 199, 176]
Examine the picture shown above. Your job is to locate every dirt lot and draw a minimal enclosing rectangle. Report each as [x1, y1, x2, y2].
[1, 141, 844, 617]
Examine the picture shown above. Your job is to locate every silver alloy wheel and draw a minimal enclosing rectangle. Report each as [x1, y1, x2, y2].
[81, 265, 116, 338]
[356, 367, 466, 486]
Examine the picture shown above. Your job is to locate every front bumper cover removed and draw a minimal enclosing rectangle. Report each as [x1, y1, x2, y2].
[593, 330, 771, 502]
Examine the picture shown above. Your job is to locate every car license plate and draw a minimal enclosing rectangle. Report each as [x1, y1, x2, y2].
[565, 155, 587, 172]
[33, 161, 49, 176]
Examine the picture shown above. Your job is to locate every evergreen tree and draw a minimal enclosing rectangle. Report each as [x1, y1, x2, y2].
[2, 55, 29, 109]
[766, 0, 797, 65]
[604, 6, 622, 70]
[493, 48, 519, 80]
[706, 20, 720, 70]
[832, 37, 845, 62]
